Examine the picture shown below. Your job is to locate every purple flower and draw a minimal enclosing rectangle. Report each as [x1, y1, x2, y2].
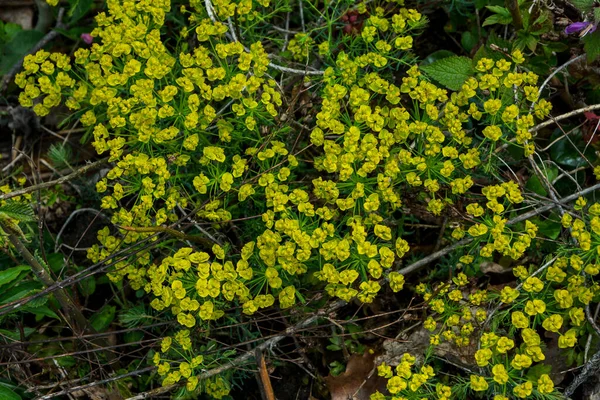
[80, 33, 93, 44]
[565, 21, 596, 36]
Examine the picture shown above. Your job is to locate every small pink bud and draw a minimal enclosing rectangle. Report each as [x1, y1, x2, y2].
[80, 33, 93, 45]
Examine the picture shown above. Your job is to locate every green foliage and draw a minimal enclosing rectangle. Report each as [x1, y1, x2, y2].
[420, 55, 473, 90]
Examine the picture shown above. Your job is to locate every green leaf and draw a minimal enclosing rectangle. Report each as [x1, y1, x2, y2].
[525, 363, 552, 381]
[485, 5, 511, 17]
[23, 304, 60, 320]
[514, 31, 538, 52]
[46, 253, 64, 273]
[0, 202, 36, 223]
[532, 217, 562, 240]
[0, 385, 21, 400]
[421, 56, 473, 91]
[421, 50, 456, 67]
[0, 266, 29, 287]
[483, 14, 513, 26]
[526, 164, 558, 197]
[90, 305, 116, 332]
[584, 31, 600, 62]
[79, 276, 96, 297]
[549, 128, 596, 167]
[461, 31, 478, 53]
[0, 281, 40, 305]
[68, 0, 93, 23]
[0, 30, 44, 75]
[124, 331, 144, 343]
[572, 0, 595, 12]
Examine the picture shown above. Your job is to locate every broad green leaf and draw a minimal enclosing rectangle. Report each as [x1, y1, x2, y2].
[68, 0, 93, 23]
[0, 328, 34, 341]
[525, 363, 552, 381]
[421, 56, 473, 91]
[0, 281, 40, 305]
[421, 50, 456, 67]
[461, 31, 478, 53]
[90, 305, 116, 332]
[526, 165, 558, 196]
[24, 304, 60, 320]
[549, 129, 596, 167]
[532, 217, 562, 240]
[47, 253, 64, 273]
[0, 385, 21, 400]
[55, 355, 76, 367]
[0, 266, 29, 287]
[79, 276, 96, 297]
[584, 31, 600, 62]
[0, 30, 43, 74]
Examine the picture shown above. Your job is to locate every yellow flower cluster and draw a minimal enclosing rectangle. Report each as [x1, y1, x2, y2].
[15, 0, 582, 397]
[371, 354, 439, 399]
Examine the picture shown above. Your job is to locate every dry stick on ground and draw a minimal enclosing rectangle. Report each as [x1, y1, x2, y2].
[0, 8, 67, 93]
[123, 184, 600, 400]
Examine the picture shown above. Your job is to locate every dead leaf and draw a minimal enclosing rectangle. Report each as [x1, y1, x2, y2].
[480, 261, 512, 275]
[324, 351, 386, 400]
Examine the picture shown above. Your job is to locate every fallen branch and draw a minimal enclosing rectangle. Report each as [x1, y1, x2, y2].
[0, 158, 107, 202]
[565, 349, 600, 398]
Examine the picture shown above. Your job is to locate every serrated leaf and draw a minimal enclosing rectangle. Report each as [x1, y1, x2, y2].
[483, 14, 513, 26]
[0, 202, 36, 222]
[0, 281, 40, 305]
[0, 266, 29, 287]
[421, 56, 473, 91]
[485, 5, 511, 17]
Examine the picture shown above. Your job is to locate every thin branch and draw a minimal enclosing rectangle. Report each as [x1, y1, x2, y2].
[0, 158, 107, 202]
[530, 104, 600, 133]
[35, 367, 155, 400]
[530, 54, 585, 111]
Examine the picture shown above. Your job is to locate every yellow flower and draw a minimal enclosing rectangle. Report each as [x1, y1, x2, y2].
[492, 364, 508, 384]
[511, 354, 532, 370]
[524, 299, 546, 316]
[542, 314, 563, 333]
[469, 375, 488, 392]
[537, 374, 554, 394]
[474, 348, 492, 367]
[513, 381, 533, 398]
[511, 311, 529, 329]
[496, 336, 514, 353]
